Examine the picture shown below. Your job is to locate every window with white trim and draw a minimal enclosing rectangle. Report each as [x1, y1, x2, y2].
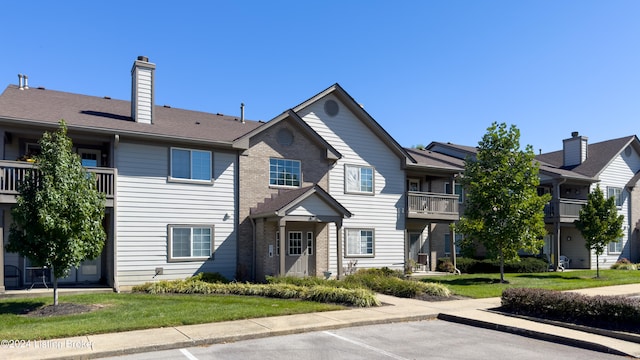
[270, 158, 301, 187]
[608, 238, 622, 254]
[345, 229, 374, 257]
[288, 232, 302, 255]
[445, 182, 464, 203]
[307, 232, 313, 255]
[607, 187, 623, 207]
[275, 231, 280, 256]
[169, 225, 213, 260]
[444, 233, 463, 255]
[170, 148, 212, 181]
[345, 165, 374, 194]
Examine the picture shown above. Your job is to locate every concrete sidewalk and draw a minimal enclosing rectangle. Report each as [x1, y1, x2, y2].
[2, 284, 640, 359]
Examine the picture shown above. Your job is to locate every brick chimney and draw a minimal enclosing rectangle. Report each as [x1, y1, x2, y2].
[131, 56, 155, 124]
[563, 131, 588, 167]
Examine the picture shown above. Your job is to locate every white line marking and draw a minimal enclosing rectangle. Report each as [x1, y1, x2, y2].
[179, 348, 199, 360]
[322, 331, 410, 360]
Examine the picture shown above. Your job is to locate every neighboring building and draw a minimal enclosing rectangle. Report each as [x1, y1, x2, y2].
[426, 133, 640, 269]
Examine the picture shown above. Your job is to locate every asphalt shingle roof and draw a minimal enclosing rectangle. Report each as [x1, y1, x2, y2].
[0, 85, 264, 145]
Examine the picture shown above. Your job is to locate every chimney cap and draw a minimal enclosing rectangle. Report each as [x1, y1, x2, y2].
[137, 55, 149, 62]
[571, 131, 579, 137]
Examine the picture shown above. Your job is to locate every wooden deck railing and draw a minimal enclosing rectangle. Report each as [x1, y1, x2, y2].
[0, 160, 114, 202]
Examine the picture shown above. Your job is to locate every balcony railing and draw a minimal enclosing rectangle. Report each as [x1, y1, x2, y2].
[407, 191, 459, 220]
[544, 198, 586, 222]
[0, 160, 114, 206]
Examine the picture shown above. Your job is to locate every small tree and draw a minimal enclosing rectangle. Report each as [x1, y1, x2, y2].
[574, 185, 624, 278]
[6, 120, 106, 305]
[456, 122, 550, 283]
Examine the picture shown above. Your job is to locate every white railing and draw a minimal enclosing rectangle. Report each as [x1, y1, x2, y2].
[0, 160, 114, 200]
[407, 191, 459, 216]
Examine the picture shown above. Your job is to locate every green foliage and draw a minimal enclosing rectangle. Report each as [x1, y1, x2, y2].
[188, 272, 230, 283]
[610, 258, 638, 270]
[575, 185, 624, 277]
[132, 278, 381, 307]
[343, 268, 451, 298]
[501, 287, 640, 331]
[445, 257, 548, 274]
[6, 120, 106, 304]
[455, 122, 550, 283]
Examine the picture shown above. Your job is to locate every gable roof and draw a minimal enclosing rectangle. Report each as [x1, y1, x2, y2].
[291, 83, 416, 165]
[426, 142, 478, 159]
[251, 185, 352, 219]
[404, 147, 465, 172]
[0, 85, 263, 148]
[233, 109, 341, 160]
[536, 135, 639, 178]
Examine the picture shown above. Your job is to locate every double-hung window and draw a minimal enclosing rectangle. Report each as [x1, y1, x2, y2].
[345, 165, 374, 194]
[444, 233, 463, 255]
[445, 182, 464, 203]
[608, 237, 622, 254]
[170, 148, 212, 182]
[169, 225, 213, 261]
[345, 229, 374, 257]
[270, 158, 301, 187]
[607, 187, 623, 207]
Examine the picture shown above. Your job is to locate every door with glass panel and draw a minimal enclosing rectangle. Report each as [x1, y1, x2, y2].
[286, 231, 311, 277]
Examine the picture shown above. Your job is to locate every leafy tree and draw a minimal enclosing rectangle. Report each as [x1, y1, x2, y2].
[455, 122, 550, 283]
[574, 184, 624, 278]
[6, 120, 106, 305]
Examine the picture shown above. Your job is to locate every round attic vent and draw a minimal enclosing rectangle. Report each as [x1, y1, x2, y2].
[277, 128, 294, 146]
[324, 99, 339, 117]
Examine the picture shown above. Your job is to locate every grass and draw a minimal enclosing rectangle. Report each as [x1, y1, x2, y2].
[418, 270, 640, 298]
[0, 292, 344, 340]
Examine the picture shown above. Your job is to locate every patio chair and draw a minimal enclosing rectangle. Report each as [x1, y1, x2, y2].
[559, 256, 571, 270]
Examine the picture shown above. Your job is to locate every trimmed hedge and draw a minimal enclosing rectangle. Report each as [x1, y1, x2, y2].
[133, 279, 380, 307]
[437, 257, 548, 274]
[501, 287, 640, 330]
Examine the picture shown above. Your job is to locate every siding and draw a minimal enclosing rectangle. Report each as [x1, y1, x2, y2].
[298, 95, 406, 273]
[287, 195, 341, 217]
[593, 148, 640, 268]
[115, 142, 237, 287]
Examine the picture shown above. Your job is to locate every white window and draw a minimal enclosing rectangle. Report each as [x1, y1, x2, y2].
[345, 165, 374, 194]
[270, 158, 301, 187]
[169, 225, 213, 260]
[345, 229, 374, 257]
[444, 233, 463, 255]
[170, 148, 212, 181]
[445, 182, 464, 203]
[288, 232, 302, 255]
[408, 178, 420, 192]
[307, 232, 314, 255]
[608, 238, 622, 254]
[607, 187, 623, 207]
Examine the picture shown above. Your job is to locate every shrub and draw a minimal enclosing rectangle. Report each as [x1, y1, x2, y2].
[188, 272, 230, 283]
[501, 287, 640, 330]
[611, 258, 638, 270]
[344, 268, 451, 298]
[437, 258, 455, 273]
[132, 278, 379, 307]
[440, 257, 548, 274]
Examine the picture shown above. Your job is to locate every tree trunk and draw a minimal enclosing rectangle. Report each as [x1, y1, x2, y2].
[596, 254, 600, 278]
[499, 248, 505, 283]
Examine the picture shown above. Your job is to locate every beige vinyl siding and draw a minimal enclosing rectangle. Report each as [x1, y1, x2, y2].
[133, 67, 153, 124]
[115, 142, 237, 286]
[592, 149, 640, 268]
[298, 95, 405, 273]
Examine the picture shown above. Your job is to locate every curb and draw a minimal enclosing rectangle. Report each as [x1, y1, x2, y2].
[437, 312, 629, 357]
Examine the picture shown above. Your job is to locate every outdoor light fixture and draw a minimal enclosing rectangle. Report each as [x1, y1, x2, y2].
[567, 236, 572, 241]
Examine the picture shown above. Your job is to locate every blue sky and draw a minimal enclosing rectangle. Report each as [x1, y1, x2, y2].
[2, 1, 639, 153]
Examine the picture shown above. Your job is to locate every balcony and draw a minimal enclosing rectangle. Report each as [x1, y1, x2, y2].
[0, 160, 114, 207]
[407, 191, 460, 221]
[544, 198, 586, 223]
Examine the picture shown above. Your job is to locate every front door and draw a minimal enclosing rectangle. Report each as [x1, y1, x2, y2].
[286, 231, 309, 277]
[78, 148, 101, 167]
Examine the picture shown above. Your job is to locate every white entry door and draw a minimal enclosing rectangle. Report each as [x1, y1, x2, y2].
[78, 148, 101, 167]
[286, 231, 309, 277]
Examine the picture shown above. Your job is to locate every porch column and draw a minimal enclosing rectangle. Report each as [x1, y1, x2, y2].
[336, 220, 343, 279]
[279, 219, 286, 277]
[554, 221, 561, 271]
[449, 226, 457, 272]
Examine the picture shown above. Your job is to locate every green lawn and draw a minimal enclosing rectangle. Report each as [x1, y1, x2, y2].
[0, 293, 344, 340]
[418, 270, 640, 298]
